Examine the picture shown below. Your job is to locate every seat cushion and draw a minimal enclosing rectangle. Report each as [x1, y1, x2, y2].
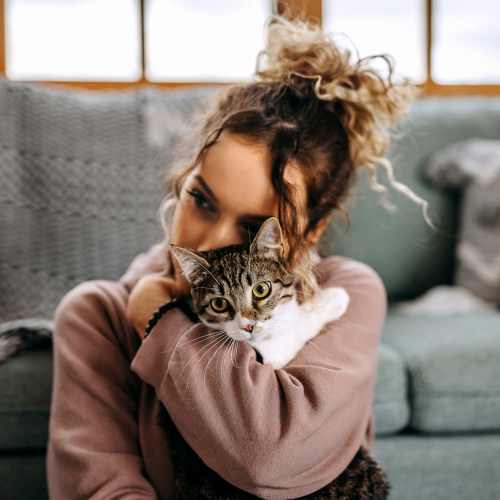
[0, 348, 52, 450]
[0, 336, 408, 449]
[374, 343, 410, 435]
[374, 432, 500, 500]
[382, 308, 500, 433]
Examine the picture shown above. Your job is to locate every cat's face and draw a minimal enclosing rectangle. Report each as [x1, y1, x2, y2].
[170, 216, 296, 341]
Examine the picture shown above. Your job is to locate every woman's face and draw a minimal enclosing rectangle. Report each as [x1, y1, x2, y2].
[168, 130, 306, 282]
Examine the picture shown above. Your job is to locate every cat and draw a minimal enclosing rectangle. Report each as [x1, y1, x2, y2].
[169, 216, 350, 369]
[156, 216, 390, 499]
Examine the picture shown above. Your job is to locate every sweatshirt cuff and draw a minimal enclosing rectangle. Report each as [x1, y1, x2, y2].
[130, 306, 199, 391]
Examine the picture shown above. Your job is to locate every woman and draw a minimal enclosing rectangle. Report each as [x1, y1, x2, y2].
[46, 13, 429, 500]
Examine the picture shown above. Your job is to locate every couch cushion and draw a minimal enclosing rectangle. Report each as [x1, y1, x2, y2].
[373, 343, 410, 435]
[382, 308, 500, 433]
[374, 433, 500, 500]
[0, 341, 407, 450]
[0, 348, 52, 450]
[0, 451, 49, 500]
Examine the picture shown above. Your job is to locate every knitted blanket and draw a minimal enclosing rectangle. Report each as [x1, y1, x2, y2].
[0, 318, 53, 364]
[0, 77, 218, 364]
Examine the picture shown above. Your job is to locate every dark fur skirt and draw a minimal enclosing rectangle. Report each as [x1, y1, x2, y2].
[157, 404, 391, 500]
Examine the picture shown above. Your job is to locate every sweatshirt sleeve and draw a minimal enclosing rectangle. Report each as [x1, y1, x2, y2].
[130, 255, 387, 499]
[46, 280, 159, 500]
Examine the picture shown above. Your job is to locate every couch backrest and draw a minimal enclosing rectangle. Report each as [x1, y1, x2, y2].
[0, 78, 218, 321]
[2, 76, 500, 320]
[318, 96, 500, 301]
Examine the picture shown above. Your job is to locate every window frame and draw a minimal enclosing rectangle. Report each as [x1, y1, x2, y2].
[0, 0, 498, 96]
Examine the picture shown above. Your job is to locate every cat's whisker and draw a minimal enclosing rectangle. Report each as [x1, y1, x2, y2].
[216, 337, 232, 384]
[166, 332, 219, 352]
[165, 332, 212, 379]
[245, 224, 253, 278]
[177, 330, 226, 348]
[222, 337, 237, 374]
[179, 335, 223, 393]
[231, 339, 240, 368]
[186, 334, 229, 391]
[202, 335, 229, 388]
[196, 261, 223, 288]
[205, 337, 231, 388]
[192, 285, 219, 292]
[183, 339, 222, 396]
[227, 339, 235, 369]
[226, 338, 236, 369]
[218, 340, 227, 380]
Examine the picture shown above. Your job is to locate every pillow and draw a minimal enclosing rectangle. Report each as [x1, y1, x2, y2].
[0, 318, 54, 364]
[422, 138, 500, 305]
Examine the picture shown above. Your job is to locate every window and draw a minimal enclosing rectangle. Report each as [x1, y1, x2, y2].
[433, 0, 500, 84]
[5, 0, 141, 81]
[323, 0, 426, 84]
[0, 0, 498, 94]
[146, 0, 271, 82]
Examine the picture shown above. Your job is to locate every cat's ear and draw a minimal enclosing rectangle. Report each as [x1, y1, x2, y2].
[169, 244, 210, 284]
[249, 216, 284, 260]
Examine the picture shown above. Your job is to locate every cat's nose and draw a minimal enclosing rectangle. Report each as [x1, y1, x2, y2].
[243, 323, 254, 333]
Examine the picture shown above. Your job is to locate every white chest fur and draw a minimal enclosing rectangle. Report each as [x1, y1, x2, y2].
[248, 286, 350, 369]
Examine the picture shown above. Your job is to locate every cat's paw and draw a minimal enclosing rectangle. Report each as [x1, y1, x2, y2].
[261, 351, 292, 370]
[316, 286, 350, 322]
[248, 339, 291, 369]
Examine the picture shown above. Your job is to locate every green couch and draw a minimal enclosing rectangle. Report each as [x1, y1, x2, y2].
[1, 77, 499, 499]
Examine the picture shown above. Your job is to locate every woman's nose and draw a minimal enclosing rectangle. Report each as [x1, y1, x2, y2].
[196, 222, 244, 252]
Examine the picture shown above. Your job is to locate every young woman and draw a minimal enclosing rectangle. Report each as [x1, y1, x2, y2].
[46, 13, 431, 500]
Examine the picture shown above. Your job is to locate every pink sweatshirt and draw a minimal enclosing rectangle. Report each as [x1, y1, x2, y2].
[46, 239, 387, 499]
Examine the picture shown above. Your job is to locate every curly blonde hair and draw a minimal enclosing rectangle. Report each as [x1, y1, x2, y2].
[158, 11, 435, 304]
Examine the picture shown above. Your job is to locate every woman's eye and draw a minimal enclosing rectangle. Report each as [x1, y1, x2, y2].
[210, 297, 228, 313]
[187, 188, 212, 211]
[252, 281, 271, 300]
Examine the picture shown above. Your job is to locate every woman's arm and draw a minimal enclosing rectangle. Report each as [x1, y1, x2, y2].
[129, 255, 387, 499]
[47, 280, 159, 500]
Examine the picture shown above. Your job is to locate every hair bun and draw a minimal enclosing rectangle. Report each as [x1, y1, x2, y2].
[253, 12, 437, 232]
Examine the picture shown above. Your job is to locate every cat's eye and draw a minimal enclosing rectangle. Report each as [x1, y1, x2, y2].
[210, 297, 229, 313]
[252, 281, 271, 300]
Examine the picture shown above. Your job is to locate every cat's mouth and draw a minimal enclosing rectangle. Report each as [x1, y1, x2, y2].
[239, 323, 264, 339]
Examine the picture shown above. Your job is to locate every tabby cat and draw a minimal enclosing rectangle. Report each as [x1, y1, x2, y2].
[169, 216, 350, 370]
[159, 216, 390, 499]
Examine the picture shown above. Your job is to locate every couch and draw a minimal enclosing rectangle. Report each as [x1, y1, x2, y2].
[1, 76, 499, 500]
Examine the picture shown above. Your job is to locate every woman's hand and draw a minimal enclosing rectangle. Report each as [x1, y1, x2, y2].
[126, 275, 173, 340]
[126, 250, 192, 340]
